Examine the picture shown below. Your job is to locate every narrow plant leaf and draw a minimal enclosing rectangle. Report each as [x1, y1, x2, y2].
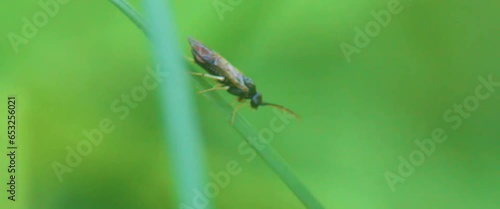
[134, 0, 211, 208]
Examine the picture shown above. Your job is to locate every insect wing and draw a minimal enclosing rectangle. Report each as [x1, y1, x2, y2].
[188, 37, 220, 75]
[188, 37, 249, 92]
[213, 56, 249, 92]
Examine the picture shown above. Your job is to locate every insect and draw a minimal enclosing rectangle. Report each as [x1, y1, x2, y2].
[187, 37, 300, 124]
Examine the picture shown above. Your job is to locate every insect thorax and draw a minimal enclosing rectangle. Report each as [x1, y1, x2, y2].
[243, 76, 257, 95]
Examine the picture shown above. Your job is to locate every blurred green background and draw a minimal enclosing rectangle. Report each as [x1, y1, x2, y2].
[0, 0, 499, 208]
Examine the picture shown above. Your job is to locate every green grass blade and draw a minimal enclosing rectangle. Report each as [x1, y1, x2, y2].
[109, 0, 150, 38]
[141, 0, 211, 208]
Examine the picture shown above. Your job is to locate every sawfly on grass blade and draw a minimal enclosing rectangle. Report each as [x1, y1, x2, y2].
[187, 37, 300, 125]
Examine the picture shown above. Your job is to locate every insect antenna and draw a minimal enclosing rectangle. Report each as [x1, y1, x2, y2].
[261, 102, 301, 121]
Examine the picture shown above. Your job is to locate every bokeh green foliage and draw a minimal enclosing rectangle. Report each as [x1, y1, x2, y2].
[0, 0, 499, 208]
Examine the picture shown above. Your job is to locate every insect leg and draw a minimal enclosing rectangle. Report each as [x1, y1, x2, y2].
[198, 84, 229, 94]
[230, 97, 246, 106]
[190, 72, 225, 81]
[184, 56, 195, 63]
[231, 103, 247, 125]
